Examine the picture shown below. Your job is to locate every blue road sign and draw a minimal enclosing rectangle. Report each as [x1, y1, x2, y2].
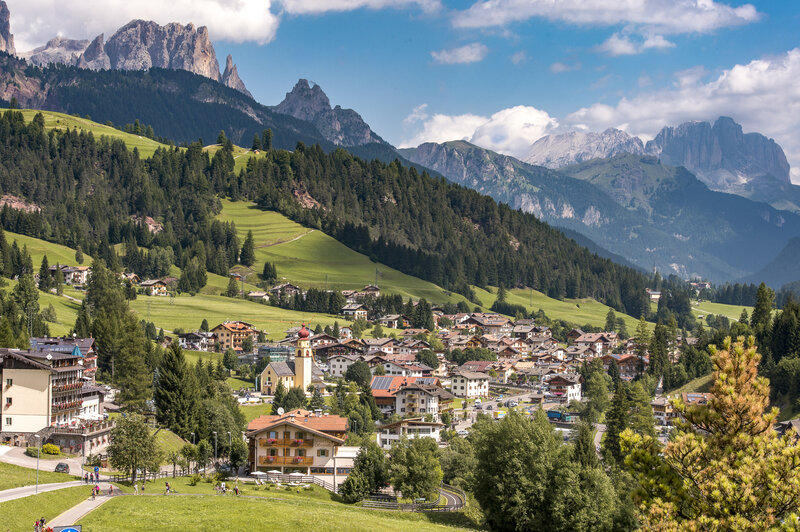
[54, 526, 82, 532]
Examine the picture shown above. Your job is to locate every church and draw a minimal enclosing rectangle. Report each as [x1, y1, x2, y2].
[259, 325, 321, 395]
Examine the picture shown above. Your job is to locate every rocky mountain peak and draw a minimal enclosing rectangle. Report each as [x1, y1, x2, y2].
[76, 34, 110, 70]
[524, 128, 645, 168]
[21, 36, 90, 67]
[273, 78, 386, 147]
[103, 19, 220, 81]
[0, 0, 13, 55]
[645, 116, 791, 189]
[221, 54, 252, 98]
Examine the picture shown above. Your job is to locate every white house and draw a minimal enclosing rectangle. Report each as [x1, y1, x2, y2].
[377, 418, 443, 450]
[449, 370, 490, 398]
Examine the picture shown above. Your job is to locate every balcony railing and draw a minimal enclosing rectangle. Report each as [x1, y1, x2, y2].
[259, 438, 313, 447]
[258, 456, 314, 466]
[52, 400, 82, 412]
[53, 382, 84, 393]
[51, 420, 115, 435]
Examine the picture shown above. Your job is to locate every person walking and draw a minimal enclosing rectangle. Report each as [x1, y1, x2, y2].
[109, 484, 113, 496]
[133, 483, 138, 495]
[33, 519, 40, 532]
[141, 482, 145, 494]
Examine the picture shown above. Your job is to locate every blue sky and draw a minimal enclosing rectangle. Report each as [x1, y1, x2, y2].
[10, 1, 800, 180]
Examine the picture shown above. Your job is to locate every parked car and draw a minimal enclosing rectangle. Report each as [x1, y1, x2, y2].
[456, 430, 469, 437]
[54, 463, 70, 473]
[485, 404, 493, 410]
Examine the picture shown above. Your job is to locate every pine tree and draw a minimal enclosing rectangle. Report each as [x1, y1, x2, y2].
[272, 379, 287, 412]
[622, 337, 800, 529]
[572, 421, 598, 468]
[75, 246, 84, 265]
[605, 308, 617, 332]
[251, 134, 262, 151]
[603, 381, 631, 465]
[239, 230, 255, 267]
[262, 129, 273, 150]
[154, 344, 198, 438]
[200, 319, 209, 332]
[333, 321, 340, 339]
[38, 255, 52, 292]
[224, 276, 239, 298]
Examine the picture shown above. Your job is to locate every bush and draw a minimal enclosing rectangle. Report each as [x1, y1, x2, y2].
[25, 447, 40, 458]
[85, 454, 102, 467]
[41, 443, 60, 455]
[188, 474, 201, 486]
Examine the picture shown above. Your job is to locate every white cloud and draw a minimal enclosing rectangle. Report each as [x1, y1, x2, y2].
[452, 0, 759, 35]
[511, 51, 527, 64]
[550, 61, 581, 73]
[567, 48, 800, 182]
[280, 0, 441, 15]
[9, 0, 281, 50]
[7, 0, 440, 51]
[595, 32, 674, 56]
[400, 105, 558, 158]
[431, 42, 489, 64]
[403, 103, 429, 124]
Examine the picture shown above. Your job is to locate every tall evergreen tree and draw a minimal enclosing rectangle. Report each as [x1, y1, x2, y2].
[37, 255, 52, 292]
[154, 344, 198, 438]
[239, 230, 255, 267]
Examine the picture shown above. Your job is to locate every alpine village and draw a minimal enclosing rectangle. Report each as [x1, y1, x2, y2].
[0, 1, 799, 531]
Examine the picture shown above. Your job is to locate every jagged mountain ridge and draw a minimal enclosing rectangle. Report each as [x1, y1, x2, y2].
[273, 79, 388, 147]
[401, 141, 800, 281]
[0, 1, 12, 55]
[221, 54, 251, 99]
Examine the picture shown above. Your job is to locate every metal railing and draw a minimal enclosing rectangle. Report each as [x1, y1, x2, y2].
[360, 483, 466, 512]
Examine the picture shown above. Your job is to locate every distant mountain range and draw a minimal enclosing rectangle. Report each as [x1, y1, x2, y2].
[526, 116, 800, 214]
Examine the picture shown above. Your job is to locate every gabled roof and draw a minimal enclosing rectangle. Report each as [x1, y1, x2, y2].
[247, 409, 347, 441]
[453, 369, 489, 380]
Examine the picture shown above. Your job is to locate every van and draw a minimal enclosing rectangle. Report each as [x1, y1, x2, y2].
[474, 399, 482, 406]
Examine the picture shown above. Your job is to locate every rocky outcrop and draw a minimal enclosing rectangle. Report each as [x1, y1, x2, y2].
[0, 1, 13, 55]
[524, 128, 645, 168]
[274, 79, 386, 147]
[76, 34, 110, 70]
[22, 37, 89, 67]
[221, 54, 251, 98]
[645, 116, 791, 189]
[102, 20, 220, 80]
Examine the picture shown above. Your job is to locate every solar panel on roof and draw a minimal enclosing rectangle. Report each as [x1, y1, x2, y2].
[372, 376, 392, 389]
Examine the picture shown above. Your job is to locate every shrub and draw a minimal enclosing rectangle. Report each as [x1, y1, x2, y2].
[85, 454, 102, 467]
[41, 443, 60, 455]
[25, 447, 40, 458]
[188, 474, 201, 486]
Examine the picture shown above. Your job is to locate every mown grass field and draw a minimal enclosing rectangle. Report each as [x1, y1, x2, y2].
[78, 492, 475, 531]
[0, 485, 91, 531]
[471, 285, 643, 332]
[6, 230, 90, 267]
[692, 300, 754, 322]
[153, 429, 188, 458]
[217, 200, 475, 306]
[666, 374, 714, 397]
[0, 461, 79, 491]
[19, 110, 168, 159]
[240, 402, 272, 422]
[2, 277, 83, 336]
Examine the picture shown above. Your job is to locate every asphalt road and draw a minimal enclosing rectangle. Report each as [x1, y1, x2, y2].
[438, 486, 464, 509]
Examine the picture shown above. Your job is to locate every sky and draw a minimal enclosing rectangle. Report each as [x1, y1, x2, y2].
[8, 1, 800, 182]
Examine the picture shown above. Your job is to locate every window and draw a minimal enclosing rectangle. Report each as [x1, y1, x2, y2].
[4, 379, 10, 387]
[296, 431, 305, 440]
[268, 431, 277, 439]
[4, 417, 10, 425]
[269, 449, 277, 457]
[317, 449, 329, 457]
[297, 449, 306, 457]
[4, 397, 10, 406]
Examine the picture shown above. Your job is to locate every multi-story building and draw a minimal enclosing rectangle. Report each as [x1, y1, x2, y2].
[449, 370, 490, 398]
[259, 326, 319, 395]
[377, 418, 444, 450]
[247, 409, 357, 485]
[0, 348, 108, 450]
[30, 337, 98, 383]
[212, 321, 258, 352]
[394, 383, 454, 421]
[545, 374, 582, 402]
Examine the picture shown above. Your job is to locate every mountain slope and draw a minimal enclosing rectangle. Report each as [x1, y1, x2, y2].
[742, 237, 800, 288]
[0, 53, 330, 150]
[400, 140, 747, 280]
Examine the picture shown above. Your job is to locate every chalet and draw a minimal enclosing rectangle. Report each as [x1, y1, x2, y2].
[449, 370, 490, 398]
[377, 418, 444, 450]
[62, 266, 92, 285]
[513, 325, 536, 340]
[601, 353, 642, 379]
[394, 383, 454, 420]
[370, 376, 449, 419]
[308, 334, 338, 349]
[314, 343, 363, 363]
[328, 354, 361, 378]
[341, 303, 368, 321]
[361, 285, 381, 298]
[651, 397, 676, 426]
[246, 409, 355, 478]
[382, 361, 430, 377]
[247, 291, 270, 303]
[29, 337, 98, 383]
[177, 332, 216, 352]
[212, 321, 258, 352]
[646, 289, 662, 302]
[402, 328, 430, 338]
[467, 314, 513, 336]
[140, 279, 168, 296]
[270, 283, 303, 298]
[378, 314, 402, 329]
[121, 272, 140, 284]
[566, 329, 584, 345]
[363, 338, 396, 354]
[545, 374, 582, 402]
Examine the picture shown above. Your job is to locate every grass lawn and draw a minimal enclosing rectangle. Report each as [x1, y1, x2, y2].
[182, 350, 223, 367]
[666, 374, 714, 397]
[227, 375, 252, 390]
[217, 200, 474, 306]
[0, 460, 78, 491]
[471, 285, 644, 332]
[692, 300, 754, 322]
[239, 403, 272, 423]
[79, 492, 476, 531]
[6, 230, 91, 268]
[0, 485, 91, 531]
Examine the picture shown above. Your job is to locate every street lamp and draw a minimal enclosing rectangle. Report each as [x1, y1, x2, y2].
[34, 435, 40, 495]
[213, 431, 217, 467]
[191, 432, 195, 445]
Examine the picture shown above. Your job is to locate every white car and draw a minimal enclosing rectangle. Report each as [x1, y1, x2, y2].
[456, 430, 469, 437]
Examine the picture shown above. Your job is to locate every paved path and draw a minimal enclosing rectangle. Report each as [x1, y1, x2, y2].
[0, 481, 83, 503]
[593, 423, 607, 453]
[0, 446, 85, 475]
[257, 229, 314, 249]
[50, 483, 116, 527]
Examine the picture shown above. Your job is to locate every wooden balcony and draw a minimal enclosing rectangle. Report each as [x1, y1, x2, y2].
[258, 456, 314, 466]
[259, 438, 313, 447]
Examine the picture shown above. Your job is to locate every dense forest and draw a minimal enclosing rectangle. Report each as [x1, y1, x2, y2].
[0, 109, 654, 319]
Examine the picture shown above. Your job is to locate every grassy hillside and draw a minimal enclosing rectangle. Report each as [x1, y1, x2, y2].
[472, 285, 642, 332]
[217, 200, 473, 305]
[6, 230, 91, 268]
[19, 109, 167, 159]
[0, 485, 90, 531]
[692, 300, 753, 322]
